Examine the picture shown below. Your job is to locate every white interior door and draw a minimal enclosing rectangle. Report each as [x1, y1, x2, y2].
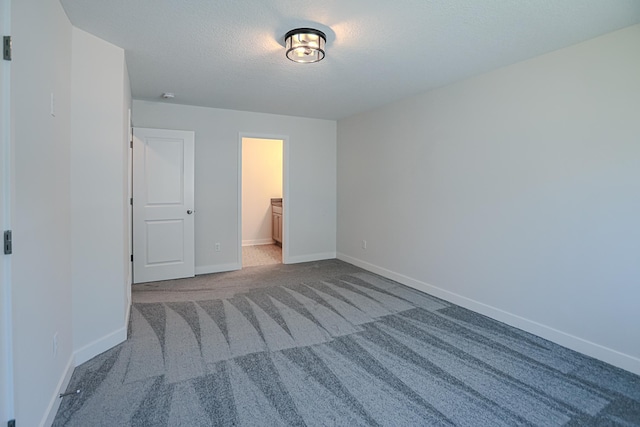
[133, 128, 195, 283]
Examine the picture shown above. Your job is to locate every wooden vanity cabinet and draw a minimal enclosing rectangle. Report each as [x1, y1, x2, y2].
[272, 202, 282, 246]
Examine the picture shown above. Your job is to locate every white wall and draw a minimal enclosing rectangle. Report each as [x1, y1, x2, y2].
[133, 101, 336, 273]
[70, 28, 130, 365]
[11, 0, 74, 425]
[337, 24, 640, 374]
[242, 138, 282, 246]
[5, 7, 132, 425]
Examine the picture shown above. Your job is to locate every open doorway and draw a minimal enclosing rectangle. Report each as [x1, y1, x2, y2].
[240, 137, 284, 267]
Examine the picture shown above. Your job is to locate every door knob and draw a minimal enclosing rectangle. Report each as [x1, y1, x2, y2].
[187, 210, 193, 214]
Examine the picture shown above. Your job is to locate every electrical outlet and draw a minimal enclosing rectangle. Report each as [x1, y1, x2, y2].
[53, 332, 58, 358]
[215, 242, 221, 252]
[362, 240, 367, 249]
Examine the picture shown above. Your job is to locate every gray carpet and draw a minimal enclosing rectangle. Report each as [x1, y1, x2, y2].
[54, 260, 640, 426]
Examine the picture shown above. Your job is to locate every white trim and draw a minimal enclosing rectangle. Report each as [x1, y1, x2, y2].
[282, 138, 290, 264]
[40, 355, 74, 427]
[127, 108, 133, 311]
[337, 252, 640, 376]
[237, 136, 242, 268]
[0, 266, 12, 424]
[286, 252, 336, 264]
[126, 291, 131, 322]
[242, 238, 275, 247]
[125, 299, 131, 338]
[0, 0, 13, 422]
[195, 263, 241, 276]
[73, 326, 127, 366]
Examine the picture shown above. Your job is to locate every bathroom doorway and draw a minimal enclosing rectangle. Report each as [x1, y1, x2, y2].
[240, 136, 284, 267]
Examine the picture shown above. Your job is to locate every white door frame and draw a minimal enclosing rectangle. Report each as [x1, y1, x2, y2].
[0, 0, 15, 422]
[126, 109, 132, 303]
[238, 133, 290, 265]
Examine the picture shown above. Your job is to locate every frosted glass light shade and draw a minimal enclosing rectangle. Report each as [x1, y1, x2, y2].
[285, 28, 326, 63]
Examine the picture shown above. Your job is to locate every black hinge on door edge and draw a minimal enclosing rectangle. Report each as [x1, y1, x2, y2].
[4, 230, 12, 254]
[130, 254, 133, 262]
[130, 197, 133, 205]
[3, 36, 11, 61]
[8, 419, 16, 427]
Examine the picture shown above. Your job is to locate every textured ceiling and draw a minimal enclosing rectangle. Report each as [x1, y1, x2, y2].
[60, 0, 640, 120]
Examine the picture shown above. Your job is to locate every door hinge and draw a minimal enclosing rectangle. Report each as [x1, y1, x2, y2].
[4, 230, 12, 255]
[3, 36, 11, 61]
[130, 254, 133, 262]
[8, 419, 16, 427]
[130, 139, 133, 149]
[130, 197, 133, 205]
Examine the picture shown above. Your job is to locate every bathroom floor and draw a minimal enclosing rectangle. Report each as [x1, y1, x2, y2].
[242, 244, 282, 267]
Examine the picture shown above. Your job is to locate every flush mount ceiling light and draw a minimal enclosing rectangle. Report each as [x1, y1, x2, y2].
[285, 28, 326, 63]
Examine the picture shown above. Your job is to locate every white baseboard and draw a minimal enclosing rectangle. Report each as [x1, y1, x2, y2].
[242, 239, 275, 247]
[285, 252, 336, 264]
[195, 263, 241, 275]
[40, 355, 74, 427]
[337, 252, 640, 376]
[125, 301, 131, 339]
[73, 326, 127, 366]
